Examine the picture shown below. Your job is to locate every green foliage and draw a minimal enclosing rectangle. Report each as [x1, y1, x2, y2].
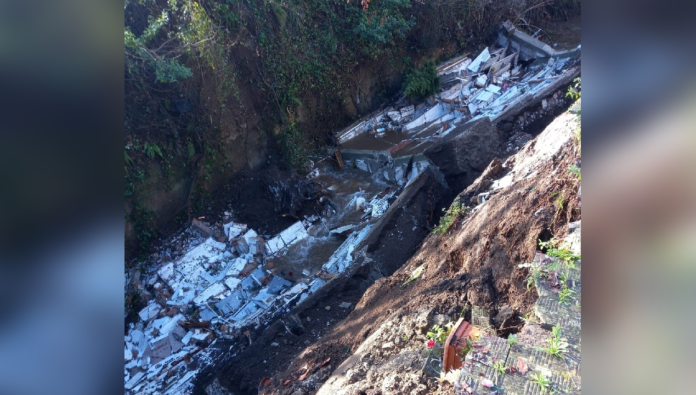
[530, 372, 553, 393]
[566, 77, 581, 100]
[526, 264, 543, 290]
[538, 239, 580, 269]
[280, 123, 310, 171]
[507, 333, 519, 347]
[558, 284, 576, 305]
[353, 0, 414, 58]
[433, 199, 465, 234]
[567, 164, 581, 181]
[538, 326, 569, 358]
[492, 360, 506, 376]
[154, 58, 193, 83]
[125, 8, 194, 84]
[131, 203, 158, 258]
[427, 322, 454, 345]
[144, 142, 163, 159]
[403, 60, 440, 101]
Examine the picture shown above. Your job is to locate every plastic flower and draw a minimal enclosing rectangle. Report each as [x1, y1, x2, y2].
[427, 340, 435, 348]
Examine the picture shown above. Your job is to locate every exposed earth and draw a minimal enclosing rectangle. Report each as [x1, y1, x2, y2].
[193, 102, 581, 395]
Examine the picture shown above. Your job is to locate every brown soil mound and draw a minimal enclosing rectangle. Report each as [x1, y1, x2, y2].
[255, 111, 581, 395]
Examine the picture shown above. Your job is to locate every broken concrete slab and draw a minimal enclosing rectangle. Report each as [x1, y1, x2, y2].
[330, 223, 357, 236]
[223, 276, 241, 291]
[199, 308, 218, 321]
[142, 325, 186, 365]
[467, 47, 491, 73]
[224, 221, 247, 241]
[266, 276, 292, 295]
[139, 302, 162, 323]
[193, 282, 227, 305]
[322, 224, 374, 274]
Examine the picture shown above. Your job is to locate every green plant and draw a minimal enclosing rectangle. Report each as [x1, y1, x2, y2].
[566, 77, 581, 100]
[507, 333, 519, 347]
[353, 0, 414, 58]
[403, 60, 440, 101]
[433, 199, 465, 235]
[427, 322, 454, 346]
[553, 191, 566, 214]
[567, 164, 581, 181]
[280, 123, 310, 171]
[523, 262, 544, 290]
[144, 142, 163, 159]
[492, 360, 506, 376]
[530, 372, 553, 393]
[558, 285, 576, 305]
[540, 326, 569, 358]
[539, 239, 581, 270]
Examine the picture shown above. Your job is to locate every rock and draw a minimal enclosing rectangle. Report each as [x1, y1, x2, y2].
[382, 342, 394, 349]
[284, 314, 305, 336]
[415, 307, 434, 334]
[493, 305, 513, 327]
[432, 314, 449, 327]
[205, 378, 231, 395]
[424, 117, 503, 192]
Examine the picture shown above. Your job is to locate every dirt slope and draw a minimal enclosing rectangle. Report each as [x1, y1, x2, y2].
[260, 105, 581, 395]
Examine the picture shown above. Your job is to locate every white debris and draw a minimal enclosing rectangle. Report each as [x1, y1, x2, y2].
[400, 105, 415, 118]
[241, 229, 258, 244]
[125, 371, 145, 390]
[467, 47, 491, 73]
[224, 221, 247, 241]
[265, 222, 309, 255]
[491, 174, 514, 190]
[191, 329, 210, 341]
[138, 302, 162, 323]
[279, 222, 309, 246]
[181, 331, 193, 345]
[157, 262, 174, 283]
[224, 277, 241, 290]
[404, 103, 447, 131]
[193, 282, 227, 304]
[387, 111, 402, 122]
[225, 257, 247, 277]
[149, 314, 184, 344]
[323, 224, 373, 274]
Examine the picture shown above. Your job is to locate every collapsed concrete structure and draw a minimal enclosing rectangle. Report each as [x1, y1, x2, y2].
[124, 21, 580, 395]
[335, 21, 580, 160]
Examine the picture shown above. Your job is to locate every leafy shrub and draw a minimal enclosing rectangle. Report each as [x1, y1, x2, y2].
[403, 60, 440, 101]
[280, 123, 310, 171]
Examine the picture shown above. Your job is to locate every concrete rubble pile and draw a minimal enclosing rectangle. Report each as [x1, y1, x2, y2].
[335, 21, 580, 153]
[125, 184, 409, 393]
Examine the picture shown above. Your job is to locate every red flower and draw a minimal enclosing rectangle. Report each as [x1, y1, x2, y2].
[427, 340, 435, 348]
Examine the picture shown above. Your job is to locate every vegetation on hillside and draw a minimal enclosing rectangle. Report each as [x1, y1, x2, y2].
[124, 0, 581, 259]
